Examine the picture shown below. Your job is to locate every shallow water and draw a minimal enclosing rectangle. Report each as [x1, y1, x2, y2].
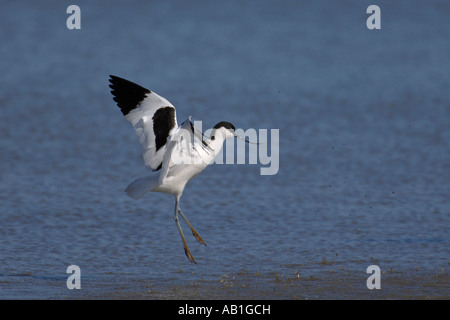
[0, 0, 449, 299]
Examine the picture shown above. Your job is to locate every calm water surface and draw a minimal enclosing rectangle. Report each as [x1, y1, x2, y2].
[0, 1, 448, 299]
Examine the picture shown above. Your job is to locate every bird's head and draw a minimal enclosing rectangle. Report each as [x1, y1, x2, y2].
[210, 121, 236, 141]
[210, 121, 257, 144]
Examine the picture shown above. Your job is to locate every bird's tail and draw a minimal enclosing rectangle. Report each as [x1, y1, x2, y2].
[125, 175, 159, 200]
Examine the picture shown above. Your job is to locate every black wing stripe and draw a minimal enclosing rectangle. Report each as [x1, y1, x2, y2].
[109, 75, 151, 116]
[189, 119, 211, 150]
[152, 107, 176, 151]
[155, 162, 162, 171]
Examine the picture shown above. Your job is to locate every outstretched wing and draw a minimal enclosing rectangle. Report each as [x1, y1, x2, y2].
[158, 118, 213, 184]
[109, 75, 178, 171]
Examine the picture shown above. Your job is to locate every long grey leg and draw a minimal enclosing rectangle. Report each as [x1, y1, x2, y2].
[178, 208, 206, 246]
[173, 196, 197, 264]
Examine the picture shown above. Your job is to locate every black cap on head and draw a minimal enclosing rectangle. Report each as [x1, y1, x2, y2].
[213, 121, 235, 131]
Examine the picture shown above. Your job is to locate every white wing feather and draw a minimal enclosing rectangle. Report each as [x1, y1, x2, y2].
[158, 119, 212, 185]
[109, 75, 178, 171]
[125, 91, 178, 170]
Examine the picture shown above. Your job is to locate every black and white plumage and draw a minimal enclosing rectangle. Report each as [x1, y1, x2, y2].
[110, 75, 178, 171]
[109, 75, 240, 263]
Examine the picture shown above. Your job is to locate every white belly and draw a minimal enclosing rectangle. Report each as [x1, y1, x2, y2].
[153, 163, 207, 196]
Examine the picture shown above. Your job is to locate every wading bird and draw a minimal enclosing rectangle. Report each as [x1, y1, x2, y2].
[109, 75, 248, 263]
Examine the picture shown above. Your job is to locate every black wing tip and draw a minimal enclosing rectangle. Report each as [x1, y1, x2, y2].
[108, 75, 151, 116]
[108, 75, 121, 87]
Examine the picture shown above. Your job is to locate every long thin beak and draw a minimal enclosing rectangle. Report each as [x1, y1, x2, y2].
[235, 134, 259, 144]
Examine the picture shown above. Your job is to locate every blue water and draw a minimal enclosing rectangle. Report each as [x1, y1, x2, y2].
[0, 0, 448, 299]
